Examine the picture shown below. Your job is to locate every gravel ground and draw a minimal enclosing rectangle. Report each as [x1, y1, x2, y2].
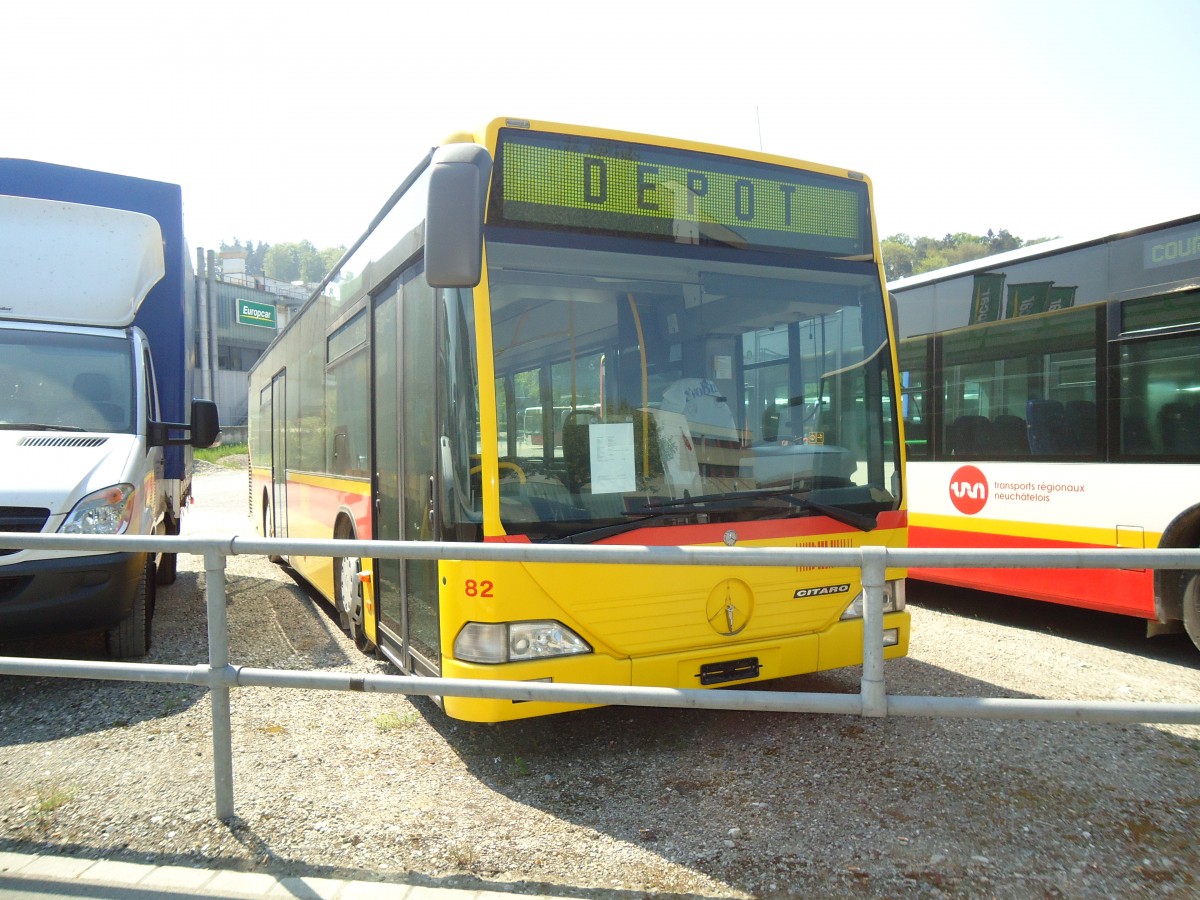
[1, 464, 1198, 898]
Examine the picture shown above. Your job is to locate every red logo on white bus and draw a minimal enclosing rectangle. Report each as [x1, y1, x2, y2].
[949, 465, 988, 515]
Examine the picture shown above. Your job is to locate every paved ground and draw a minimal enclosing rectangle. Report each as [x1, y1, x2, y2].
[0, 849, 569, 899]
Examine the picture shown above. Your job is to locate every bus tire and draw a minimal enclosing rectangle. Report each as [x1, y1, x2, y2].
[264, 493, 285, 564]
[107, 555, 155, 659]
[335, 538, 370, 652]
[1183, 571, 1200, 653]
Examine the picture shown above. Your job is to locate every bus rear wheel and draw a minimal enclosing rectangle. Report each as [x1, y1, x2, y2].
[1184, 571, 1200, 653]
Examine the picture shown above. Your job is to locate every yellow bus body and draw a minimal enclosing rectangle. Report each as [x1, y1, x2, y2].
[437, 526, 907, 722]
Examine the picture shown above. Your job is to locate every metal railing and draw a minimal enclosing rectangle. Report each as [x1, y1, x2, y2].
[2, 532, 1199, 821]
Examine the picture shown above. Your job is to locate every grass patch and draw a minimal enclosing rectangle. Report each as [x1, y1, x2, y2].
[195, 442, 248, 463]
[35, 786, 76, 814]
[374, 710, 416, 733]
[450, 841, 477, 867]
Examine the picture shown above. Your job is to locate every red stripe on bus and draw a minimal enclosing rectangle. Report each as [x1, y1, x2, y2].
[599, 509, 907, 547]
[909, 525, 1154, 619]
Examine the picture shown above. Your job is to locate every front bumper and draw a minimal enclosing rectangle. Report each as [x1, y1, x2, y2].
[440, 610, 910, 722]
[0, 552, 146, 639]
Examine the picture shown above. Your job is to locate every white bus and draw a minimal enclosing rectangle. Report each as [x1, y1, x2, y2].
[891, 214, 1200, 651]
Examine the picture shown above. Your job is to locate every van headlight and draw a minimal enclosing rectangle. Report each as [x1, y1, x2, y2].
[454, 621, 591, 664]
[60, 484, 136, 535]
[840, 579, 906, 620]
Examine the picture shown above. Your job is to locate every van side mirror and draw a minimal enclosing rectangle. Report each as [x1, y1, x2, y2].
[148, 398, 220, 448]
[190, 399, 220, 448]
[425, 143, 492, 288]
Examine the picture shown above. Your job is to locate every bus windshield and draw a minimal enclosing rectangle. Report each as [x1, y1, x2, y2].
[485, 235, 900, 541]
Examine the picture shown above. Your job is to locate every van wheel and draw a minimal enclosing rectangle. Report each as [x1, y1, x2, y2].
[107, 556, 156, 659]
[157, 513, 179, 586]
[1184, 571, 1200, 653]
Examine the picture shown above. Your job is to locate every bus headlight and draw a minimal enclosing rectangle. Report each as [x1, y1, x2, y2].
[454, 621, 592, 664]
[60, 484, 136, 535]
[839, 579, 906, 620]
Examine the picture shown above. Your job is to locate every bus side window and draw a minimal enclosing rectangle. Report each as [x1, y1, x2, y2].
[332, 430, 349, 476]
[947, 414, 991, 457]
[1123, 415, 1154, 454]
[903, 418, 927, 457]
[990, 414, 1028, 455]
[1027, 400, 1067, 456]
[1063, 400, 1096, 455]
[1159, 401, 1200, 455]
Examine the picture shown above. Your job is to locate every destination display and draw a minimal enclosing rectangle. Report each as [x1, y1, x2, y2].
[490, 129, 869, 256]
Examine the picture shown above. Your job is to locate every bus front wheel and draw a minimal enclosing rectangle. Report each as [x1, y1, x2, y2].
[264, 492, 285, 564]
[335, 536, 370, 652]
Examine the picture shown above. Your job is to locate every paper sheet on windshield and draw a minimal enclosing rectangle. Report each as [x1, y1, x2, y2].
[589, 422, 636, 494]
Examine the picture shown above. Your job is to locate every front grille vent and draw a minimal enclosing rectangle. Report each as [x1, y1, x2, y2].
[19, 436, 108, 449]
[0, 506, 51, 557]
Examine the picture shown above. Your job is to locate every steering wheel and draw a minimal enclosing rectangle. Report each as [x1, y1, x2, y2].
[470, 461, 527, 484]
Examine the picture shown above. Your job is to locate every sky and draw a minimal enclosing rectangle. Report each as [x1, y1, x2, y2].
[5, 0, 1198, 257]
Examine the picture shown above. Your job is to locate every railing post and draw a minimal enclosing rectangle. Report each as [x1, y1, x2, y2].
[204, 546, 235, 821]
[859, 545, 888, 718]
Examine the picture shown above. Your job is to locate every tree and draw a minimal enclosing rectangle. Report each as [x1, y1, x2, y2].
[319, 245, 344, 275]
[219, 238, 346, 283]
[263, 242, 304, 282]
[247, 241, 269, 276]
[880, 229, 1052, 280]
[258, 240, 344, 283]
[881, 236, 916, 281]
[986, 229, 1023, 254]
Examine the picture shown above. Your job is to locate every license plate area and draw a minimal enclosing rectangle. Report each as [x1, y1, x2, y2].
[698, 656, 761, 685]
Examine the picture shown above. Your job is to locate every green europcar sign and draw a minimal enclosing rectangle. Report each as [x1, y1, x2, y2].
[237, 298, 276, 329]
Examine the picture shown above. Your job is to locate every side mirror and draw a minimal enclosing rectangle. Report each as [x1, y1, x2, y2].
[425, 143, 492, 288]
[148, 398, 220, 448]
[190, 399, 220, 448]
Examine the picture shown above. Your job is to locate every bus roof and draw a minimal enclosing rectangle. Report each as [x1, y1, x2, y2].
[887, 212, 1200, 292]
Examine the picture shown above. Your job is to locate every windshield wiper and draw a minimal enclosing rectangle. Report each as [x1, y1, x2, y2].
[772, 493, 877, 532]
[639, 486, 878, 532]
[0, 423, 86, 432]
[546, 512, 684, 544]
[546, 484, 878, 544]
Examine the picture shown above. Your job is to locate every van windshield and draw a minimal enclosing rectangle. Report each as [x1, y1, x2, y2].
[0, 329, 135, 433]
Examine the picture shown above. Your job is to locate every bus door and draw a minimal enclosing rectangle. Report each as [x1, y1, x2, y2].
[372, 273, 442, 679]
[269, 370, 288, 540]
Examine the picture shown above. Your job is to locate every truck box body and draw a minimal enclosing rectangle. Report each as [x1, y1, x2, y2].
[0, 195, 164, 326]
[0, 159, 196, 484]
[0, 159, 212, 655]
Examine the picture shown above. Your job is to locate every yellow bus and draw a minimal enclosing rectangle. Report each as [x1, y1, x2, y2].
[248, 118, 909, 722]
